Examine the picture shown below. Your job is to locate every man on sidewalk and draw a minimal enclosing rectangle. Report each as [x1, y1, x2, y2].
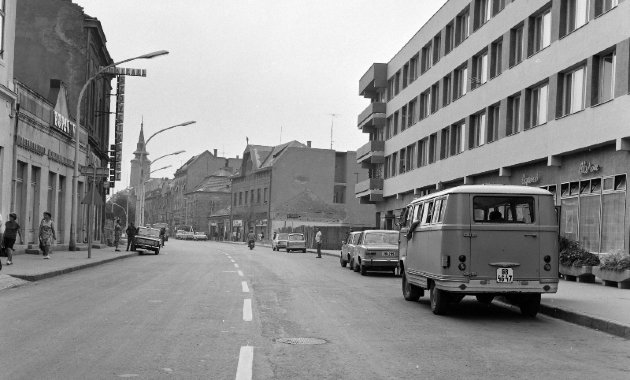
[126, 222, 137, 251]
[315, 229, 322, 258]
[2, 213, 23, 265]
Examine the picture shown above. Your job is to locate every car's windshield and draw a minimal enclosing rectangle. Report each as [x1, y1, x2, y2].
[288, 234, 304, 241]
[277, 233, 288, 240]
[137, 227, 160, 237]
[363, 232, 398, 245]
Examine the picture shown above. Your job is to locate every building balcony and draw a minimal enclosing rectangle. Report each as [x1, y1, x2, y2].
[356, 140, 385, 167]
[355, 178, 384, 204]
[359, 63, 387, 98]
[357, 102, 386, 133]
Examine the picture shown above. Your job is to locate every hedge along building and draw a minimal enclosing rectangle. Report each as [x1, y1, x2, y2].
[11, 80, 89, 245]
[230, 141, 375, 245]
[355, 0, 630, 254]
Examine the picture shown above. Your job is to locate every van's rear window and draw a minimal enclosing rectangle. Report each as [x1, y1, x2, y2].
[473, 196, 535, 224]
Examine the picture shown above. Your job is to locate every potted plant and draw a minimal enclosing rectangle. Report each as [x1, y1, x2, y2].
[593, 251, 630, 289]
[558, 236, 600, 282]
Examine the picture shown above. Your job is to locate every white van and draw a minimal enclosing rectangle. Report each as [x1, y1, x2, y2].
[398, 185, 558, 317]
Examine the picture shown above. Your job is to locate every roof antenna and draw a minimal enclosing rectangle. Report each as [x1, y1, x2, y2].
[280, 125, 283, 144]
[329, 113, 340, 150]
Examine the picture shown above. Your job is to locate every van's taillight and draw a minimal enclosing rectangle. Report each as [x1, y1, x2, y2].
[544, 264, 551, 271]
[544, 255, 551, 263]
[458, 255, 466, 262]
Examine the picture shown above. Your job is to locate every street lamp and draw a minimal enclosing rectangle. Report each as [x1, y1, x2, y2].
[137, 121, 196, 226]
[150, 165, 171, 174]
[152, 150, 185, 166]
[69, 49, 169, 251]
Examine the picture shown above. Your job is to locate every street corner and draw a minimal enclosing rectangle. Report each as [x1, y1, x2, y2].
[0, 274, 30, 292]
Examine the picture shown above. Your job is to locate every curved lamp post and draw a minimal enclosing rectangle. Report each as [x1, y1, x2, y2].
[138, 121, 196, 226]
[69, 49, 169, 251]
[150, 165, 172, 174]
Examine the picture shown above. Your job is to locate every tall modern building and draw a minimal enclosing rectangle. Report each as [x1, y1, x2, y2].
[356, 0, 630, 254]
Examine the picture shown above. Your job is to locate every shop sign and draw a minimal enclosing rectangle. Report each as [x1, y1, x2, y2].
[47, 149, 74, 167]
[53, 111, 75, 136]
[255, 219, 268, 227]
[232, 220, 243, 227]
[210, 222, 217, 227]
[521, 172, 540, 186]
[579, 161, 600, 175]
[16, 135, 46, 156]
[287, 213, 300, 219]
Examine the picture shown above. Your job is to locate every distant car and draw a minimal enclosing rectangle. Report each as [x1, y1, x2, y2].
[286, 233, 307, 253]
[175, 230, 185, 239]
[340, 231, 362, 268]
[193, 232, 208, 241]
[272, 233, 289, 251]
[352, 230, 399, 276]
[183, 231, 195, 240]
[133, 227, 162, 255]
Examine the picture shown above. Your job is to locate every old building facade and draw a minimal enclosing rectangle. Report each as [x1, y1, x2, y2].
[356, 0, 630, 254]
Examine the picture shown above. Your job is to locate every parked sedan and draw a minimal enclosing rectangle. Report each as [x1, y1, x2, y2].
[272, 233, 289, 251]
[352, 230, 399, 276]
[133, 227, 162, 255]
[286, 233, 307, 253]
[340, 231, 361, 268]
[193, 232, 208, 241]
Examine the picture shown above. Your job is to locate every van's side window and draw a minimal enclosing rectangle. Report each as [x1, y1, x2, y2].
[437, 196, 448, 223]
[473, 196, 535, 223]
[405, 206, 414, 226]
[423, 200, 434, 224]
[413, 203, 423, 222]
[431, 199, 443, 224]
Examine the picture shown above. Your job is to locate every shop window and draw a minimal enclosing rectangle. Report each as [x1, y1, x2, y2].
[614, 174, 626, 190]
[591, 178, 601, 193]
[580, 180, 590, 194]
[561, 182, 570, 197]
[579, 194, 601, 252]
[569, 181, 580, 195]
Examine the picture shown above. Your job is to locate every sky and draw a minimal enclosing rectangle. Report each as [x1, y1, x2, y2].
[74, 0, 447, 188]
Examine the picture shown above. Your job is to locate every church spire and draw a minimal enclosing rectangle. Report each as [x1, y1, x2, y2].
[134, 119, 147, 155]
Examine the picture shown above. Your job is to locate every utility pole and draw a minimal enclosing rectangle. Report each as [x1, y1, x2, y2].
[329, 114, 340, 150]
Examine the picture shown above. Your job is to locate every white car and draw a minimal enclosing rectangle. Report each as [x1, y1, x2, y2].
[193, 232, 208, 241]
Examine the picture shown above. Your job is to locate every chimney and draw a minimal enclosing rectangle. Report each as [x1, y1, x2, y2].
[213, 149, 218, 157]
[307, 141, 311, 148]
[237, 155, 239, 159]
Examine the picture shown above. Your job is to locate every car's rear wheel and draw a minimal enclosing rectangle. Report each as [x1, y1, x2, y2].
[286, 248, 291, 253]
[154, 248, 160, 255]
[402, 272, 422, 301]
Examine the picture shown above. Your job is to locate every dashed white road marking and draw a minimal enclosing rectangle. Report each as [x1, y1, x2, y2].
[235, 346, 254, 380]
[243, 299, 252, 321]
[237, 270, 244, 277]
[230, 259, 235, 263]
[242, 281, 249, 293]
[234, 263, 239, 268]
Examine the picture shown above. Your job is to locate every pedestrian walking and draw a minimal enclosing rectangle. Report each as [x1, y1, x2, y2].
[125, 222, 137, 251]
[39, 211, 56, 259]
[113, 218, 122, 252]
[2, 213, 23, 265]
[159, 227, 166, 247]
[315, 229, 322, 258]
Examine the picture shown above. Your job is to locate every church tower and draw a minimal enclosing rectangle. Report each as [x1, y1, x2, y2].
[129, 122, 151, 188]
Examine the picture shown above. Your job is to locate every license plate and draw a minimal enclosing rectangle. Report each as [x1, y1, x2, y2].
[382, 252, 396, 257]
[496, 268, 513, 283]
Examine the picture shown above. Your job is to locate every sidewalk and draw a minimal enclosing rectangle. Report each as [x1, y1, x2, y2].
[2, 241, 630, 339]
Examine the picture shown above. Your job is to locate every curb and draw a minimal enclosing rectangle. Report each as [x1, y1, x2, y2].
[9, 252, 138, 282]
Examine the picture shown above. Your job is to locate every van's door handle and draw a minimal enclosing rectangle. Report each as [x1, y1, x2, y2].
[524, 233, 538, 237]
[463, 233, 477, 238]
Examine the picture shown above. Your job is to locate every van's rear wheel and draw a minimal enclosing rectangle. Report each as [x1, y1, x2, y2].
[476, 294, 494, 304]
[430, 282, 449, 315]
[402, 272, 422, 301]
[519, 294, 541, 317]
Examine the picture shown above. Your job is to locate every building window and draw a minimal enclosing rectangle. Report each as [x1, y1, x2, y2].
[431, 82, 440, 114]
[455, 6, 471, 46]
[445, 22, 455, 54]
[421, 42, 433, 74]
[469, 111, 487, 148]
[490, 38, 503, 78]
[402, 63, 409, 89]
[531, 8, 551, 55]
[595, 50, 615, 104]
[487, 104, 500, 143]
[492, 0, 506, 16]
[440, 127, 451, 159]
[506, 93, 521, 135]
[433, 33, 442, 65]
[391, 152, 398, 176]
[386, 116, 392, 139]
[472, 50, 488, 88]
[264, 187, 268, 203]
[244, 190, 248, 205]
[527, 82, 549, 128]
[384, 156, 390, 178]
[428, 133, 438, 164]
[401, 105, 407, 132]
[387, 78, 395, 101]
[559, 65, 585, 116]
[406, 144, 416, 171]
[417, 139, 428, 167]
[475, 0, 492, 29]
[410, 54, 419, 82]
[595, 0, 618, 16]
[564, 0, 589, 35]
[442, 74, 452, 107]
[420, 90, 430, 120]
[453, 64, 468, 99]
[239, 192, 243, 205]
[408, 99, 417, 128]
[510, 24, 524, 66]
[395, 71, 401, 95]
[399, 149, 406, 174]
[257, 188, 261, 204]
[451, 121, 466, 155]
[0, 0, 5, 57]
[393, 111, 399, 136]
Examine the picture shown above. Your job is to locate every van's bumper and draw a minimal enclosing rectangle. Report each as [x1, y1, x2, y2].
[362, 258, 399, 270]
[437, 279, 558, 294]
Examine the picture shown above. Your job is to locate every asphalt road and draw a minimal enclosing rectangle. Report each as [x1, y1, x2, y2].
[1, 240, 629, 380]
